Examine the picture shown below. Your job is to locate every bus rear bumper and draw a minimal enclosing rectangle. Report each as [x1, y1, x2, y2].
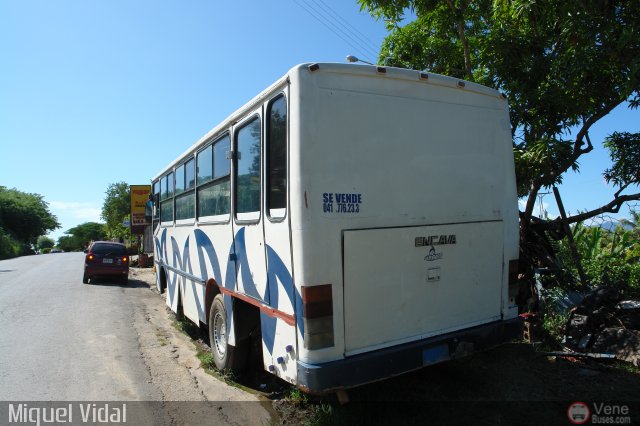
[296, 317, 523, 394]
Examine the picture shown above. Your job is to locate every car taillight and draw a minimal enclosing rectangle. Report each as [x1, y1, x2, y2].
[87, 254, 94, 261]
[122, 257, 128, 263]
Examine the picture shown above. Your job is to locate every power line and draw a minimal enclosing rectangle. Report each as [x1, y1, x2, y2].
[310, 0, 380, 55]
[293, 0, 379, 63]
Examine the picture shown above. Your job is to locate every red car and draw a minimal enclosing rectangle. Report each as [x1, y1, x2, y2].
[83, 241, 129, 284]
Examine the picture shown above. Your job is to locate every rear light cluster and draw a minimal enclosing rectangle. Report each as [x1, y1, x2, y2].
[302, 284, 334, 350]
[85, 253, 128, 264]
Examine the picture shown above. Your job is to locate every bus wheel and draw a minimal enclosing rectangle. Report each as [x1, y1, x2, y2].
[209, 295, 247, 372]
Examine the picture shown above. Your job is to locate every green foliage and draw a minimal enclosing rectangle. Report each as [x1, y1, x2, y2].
[558, 217, 640, 296]
[197, 351, 216, 370]
[0, 227, 21, 259]
[101, 182, 130, 241]
[0, 186, 60, 259]
[56, 235, 76, 252]
[542, 287, 571, 342]
[287, 388, 309, 405]
[604, 132, 640, 189]
[513, 138, 578, 197]
[57, 222, 107, 251]
[37, 236, 55, 250]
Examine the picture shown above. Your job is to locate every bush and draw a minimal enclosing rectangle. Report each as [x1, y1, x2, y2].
[0, 228, 20, 260]
[583, 257, 640, 297]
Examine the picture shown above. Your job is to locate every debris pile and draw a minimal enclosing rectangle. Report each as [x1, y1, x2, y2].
[564, 287, 640, 366]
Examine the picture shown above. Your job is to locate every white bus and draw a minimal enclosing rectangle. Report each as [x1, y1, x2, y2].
[151, 62, 522, 393]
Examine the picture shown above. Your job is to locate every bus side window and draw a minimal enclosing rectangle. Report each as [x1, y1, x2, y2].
[267, 94, 287, 219]
[235, 117, 261, 220]
[160, 172, 174, 224]
[197, 135, 231, 220]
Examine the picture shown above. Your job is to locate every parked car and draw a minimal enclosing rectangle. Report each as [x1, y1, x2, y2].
[83, 241, 129, 284]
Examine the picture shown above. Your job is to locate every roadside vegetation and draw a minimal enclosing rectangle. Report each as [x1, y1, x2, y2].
[0, 186, 59, 259]
[56, 222, 107, 252]
[0, 181, 131, 259]
[53, 182, 132, 251]
[101, 181, 131, 242]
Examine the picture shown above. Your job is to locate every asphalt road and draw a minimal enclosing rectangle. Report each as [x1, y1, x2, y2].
[0, 253, 160, 400]
[0, 253, 272, 424]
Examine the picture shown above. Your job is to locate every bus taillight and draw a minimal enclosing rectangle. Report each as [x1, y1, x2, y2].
[301, 284, 334, 350]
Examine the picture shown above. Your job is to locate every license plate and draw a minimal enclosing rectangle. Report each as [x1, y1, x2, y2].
[422, 344, 450, 366]
[103, 258, 113, 264]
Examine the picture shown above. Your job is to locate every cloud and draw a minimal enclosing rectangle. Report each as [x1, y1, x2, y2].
[49, 201, 102, 222]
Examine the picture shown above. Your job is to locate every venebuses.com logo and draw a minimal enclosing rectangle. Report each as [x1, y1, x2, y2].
[567, 402, 632, 425]
[567, 402, 590, 424]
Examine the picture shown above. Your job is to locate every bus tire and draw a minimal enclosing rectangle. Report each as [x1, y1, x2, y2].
[209, 295, 247, 372]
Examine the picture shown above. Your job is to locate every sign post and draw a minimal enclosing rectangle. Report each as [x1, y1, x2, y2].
[130, 185, 151, 235]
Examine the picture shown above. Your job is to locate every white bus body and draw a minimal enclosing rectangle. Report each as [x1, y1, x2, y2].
[152, 63, 521, 393]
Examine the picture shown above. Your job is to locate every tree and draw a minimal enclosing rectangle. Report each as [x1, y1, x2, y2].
[0, 186, 60, 259]
[101, 182, 130, 241]
[56, 222, 106, 251]
[359, 0, 640, 275]
[37, 236, 55, 250]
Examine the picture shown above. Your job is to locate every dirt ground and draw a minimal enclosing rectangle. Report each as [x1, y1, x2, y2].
[128, 267, 275, 425]
[272, 342, 640, 425]
[132, 267, 640, 425]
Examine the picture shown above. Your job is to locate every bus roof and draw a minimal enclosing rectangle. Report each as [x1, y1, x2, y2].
[152, 62, 505, 181]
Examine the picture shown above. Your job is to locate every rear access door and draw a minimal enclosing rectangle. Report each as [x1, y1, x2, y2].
[343, 221, 504, 355]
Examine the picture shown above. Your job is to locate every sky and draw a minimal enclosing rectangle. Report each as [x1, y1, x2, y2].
[1, 0, 638, 242]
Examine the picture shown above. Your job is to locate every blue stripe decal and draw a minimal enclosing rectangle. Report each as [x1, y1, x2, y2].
[194, 229, 223, 286]
[232, 228, 263, 302]
[156, 226, 305, 352]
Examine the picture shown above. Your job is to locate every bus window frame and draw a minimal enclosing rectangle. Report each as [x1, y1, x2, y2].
[160, 171, 175, 227]
[265, 93, 288, 223]
[197, 132, 232, 225]
[175, 156, 196, 225]
[233, 113, 262, 225]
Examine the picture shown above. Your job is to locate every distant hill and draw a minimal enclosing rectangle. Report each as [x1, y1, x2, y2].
[598, 221, 633, 232]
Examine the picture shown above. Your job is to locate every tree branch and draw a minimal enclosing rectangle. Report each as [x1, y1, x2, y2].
[446, 0, 472, 79]
[522, 184, 540, 229]
[561, 192, 640, 225]
[545, 102, 622, 185]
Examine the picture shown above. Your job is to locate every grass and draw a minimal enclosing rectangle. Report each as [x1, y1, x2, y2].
[155, 330, 168, 346]
[174, 315, 201, 337]
[541, 308, 570, 342]
[611, 360, 640, 374]
[197, 349, 216, 370]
